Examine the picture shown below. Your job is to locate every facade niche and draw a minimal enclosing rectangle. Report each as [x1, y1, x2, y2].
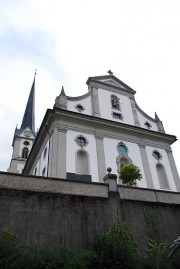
[76, 150, 89, 175]
[156, 163, 170, 189]
[111, 95, 120, 110]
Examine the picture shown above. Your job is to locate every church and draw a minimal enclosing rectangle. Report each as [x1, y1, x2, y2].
[8, 71, 180, 192]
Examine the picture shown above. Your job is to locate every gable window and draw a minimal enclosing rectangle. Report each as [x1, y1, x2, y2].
[75, 104, 85, 112]
[76, 150, 90, 175]
[144, 121, 152, 129]
[22, 147, 29, 159]
[112, 112, 123, 120]
[111, 95, 120, 110]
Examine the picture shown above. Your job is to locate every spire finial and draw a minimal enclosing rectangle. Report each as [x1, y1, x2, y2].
[34, 69, 37, 77]
[107, 70, 113, 75]
[60, 86, 65, 95]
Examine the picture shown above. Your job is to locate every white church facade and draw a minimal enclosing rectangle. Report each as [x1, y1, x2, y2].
[8, 72, 180, 192]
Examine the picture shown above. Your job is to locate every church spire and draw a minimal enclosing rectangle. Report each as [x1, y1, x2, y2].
[20, 72, 36, 132]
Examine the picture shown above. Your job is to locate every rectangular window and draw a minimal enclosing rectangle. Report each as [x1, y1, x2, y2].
[112, 112, 122, 120]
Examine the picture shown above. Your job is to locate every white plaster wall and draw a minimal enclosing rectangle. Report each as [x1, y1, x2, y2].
[19, 127, 35, 139]
[33, 159, 40, 176]
[98, 88, 135, 125]
[39, 140, 49, 176]
[67, 95, 92, 115]
[17, 163, 25, 174]
[136, 110, 158, 131]
[32, 156, 41, 176]
[146, 146, 177, 191]
[103, 138, 147, 188]
[31, 140, 49, 177]
[66, 130, 99, 182]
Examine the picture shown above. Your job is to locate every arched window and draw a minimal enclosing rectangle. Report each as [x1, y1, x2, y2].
[156, 163, 170, 189]
[117, 156, 133, 185]
[42, 167, 46, 177]
[22, 147, 29, 159]
[116, 156, 132, 168]
[111, 95, 120, 110]
[116, 156, 132, 169]
[120, 157, 130, 167]
[76, 150, 89, 175]
[34, 167, 37, 175]
[43, 147, 47, 159]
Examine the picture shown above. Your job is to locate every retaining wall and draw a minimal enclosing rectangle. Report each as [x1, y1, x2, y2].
[0, 172, 180, 251]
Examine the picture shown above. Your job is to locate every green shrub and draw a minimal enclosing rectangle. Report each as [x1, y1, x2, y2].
[0, 228, 97, 269]
[94, 218, 140, 269]
[118, 164, 142, 186]
[141, 239, 174, 269]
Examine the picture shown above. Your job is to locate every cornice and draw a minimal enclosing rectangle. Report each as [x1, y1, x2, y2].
[86, 75, 136, 93]
[54, 109, 176, 141]
[66, 89, 91, 101]
[87, 79, 135, 97]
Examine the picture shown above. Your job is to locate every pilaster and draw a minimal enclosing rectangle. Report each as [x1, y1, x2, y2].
[48, 127, 59, 178]
[139, 144, 154, 188]
[12, 138, 21, 158]
[166, 148, 180, 191]
[91, 87, 101, 117]
[95, 135, 106, 182]
[129, 97, 140, 127]
[48, 127, 67, 179]
[57, 129, 67, 179]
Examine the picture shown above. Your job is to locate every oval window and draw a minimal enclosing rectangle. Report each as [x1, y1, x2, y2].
[118, 144, 128, 154]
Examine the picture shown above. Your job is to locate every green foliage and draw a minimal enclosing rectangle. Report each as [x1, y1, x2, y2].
[94, 218, 140, 269]
[1, 226, 180, 269]
[141, 239, 174, 269]
[144, 210, 158, 239]
[0, 228, 97, 269]
[118, 164, 142, 186]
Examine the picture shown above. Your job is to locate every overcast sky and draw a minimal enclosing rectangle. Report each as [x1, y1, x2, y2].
[0, 0, 180, 176]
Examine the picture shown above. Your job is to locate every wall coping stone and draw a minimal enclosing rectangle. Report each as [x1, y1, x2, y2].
[0, 172, 108, 198]
[118, 185, 180, 204]
[0, 172, 179, 204]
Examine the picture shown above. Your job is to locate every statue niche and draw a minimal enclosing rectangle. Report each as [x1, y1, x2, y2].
[111, 95, 120, 110]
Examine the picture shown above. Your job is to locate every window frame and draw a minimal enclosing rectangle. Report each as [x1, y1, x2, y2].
[75, 135, 88, 148]
[22, 147, 29, 159]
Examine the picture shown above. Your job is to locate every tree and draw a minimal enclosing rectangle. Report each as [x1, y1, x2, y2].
[118, 164, 142, 186]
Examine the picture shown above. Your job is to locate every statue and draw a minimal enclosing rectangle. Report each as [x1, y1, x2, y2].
[111, 95, 120, 109]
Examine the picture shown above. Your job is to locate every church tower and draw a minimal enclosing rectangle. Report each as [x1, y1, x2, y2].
[8, 74, 36, 174]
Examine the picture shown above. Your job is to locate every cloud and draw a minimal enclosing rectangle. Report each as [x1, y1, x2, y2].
[0, 0, 180, 176]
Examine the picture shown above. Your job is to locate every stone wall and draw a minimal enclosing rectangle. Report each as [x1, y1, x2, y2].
[0, 171, 180, 252]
